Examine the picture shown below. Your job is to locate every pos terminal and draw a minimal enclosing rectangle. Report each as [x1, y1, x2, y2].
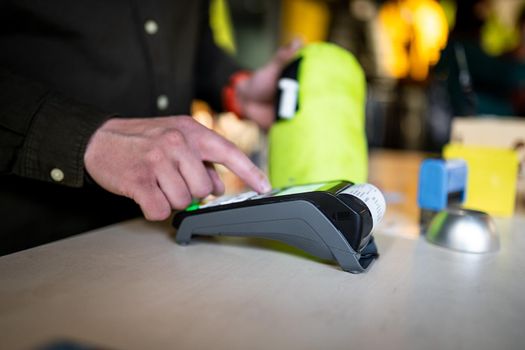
[173, 181, 386, 273]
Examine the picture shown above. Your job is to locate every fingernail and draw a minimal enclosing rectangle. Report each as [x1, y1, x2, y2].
[259, 178, 272, 193]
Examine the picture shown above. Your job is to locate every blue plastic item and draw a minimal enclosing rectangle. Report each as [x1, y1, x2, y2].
[417, 159, 467, 211]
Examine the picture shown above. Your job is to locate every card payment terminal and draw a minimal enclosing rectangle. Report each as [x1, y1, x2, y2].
[173, 181, 386, 273]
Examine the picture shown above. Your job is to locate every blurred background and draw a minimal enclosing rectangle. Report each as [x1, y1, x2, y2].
[196, 0, 525, 192]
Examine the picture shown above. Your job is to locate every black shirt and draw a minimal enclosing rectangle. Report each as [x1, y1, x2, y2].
[0, 0, 240, 254]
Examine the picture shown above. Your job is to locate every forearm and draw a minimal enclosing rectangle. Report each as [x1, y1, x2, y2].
[0, 68, 113, 187]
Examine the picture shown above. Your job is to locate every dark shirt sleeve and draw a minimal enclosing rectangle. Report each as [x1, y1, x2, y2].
[193, 0, 242, 111]
[0, 68, 113, 187]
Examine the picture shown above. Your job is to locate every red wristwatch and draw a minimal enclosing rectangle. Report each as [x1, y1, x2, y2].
[222, 70, 252, 118]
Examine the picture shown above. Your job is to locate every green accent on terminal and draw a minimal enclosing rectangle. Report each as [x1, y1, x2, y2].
[185, 202, 201, 212]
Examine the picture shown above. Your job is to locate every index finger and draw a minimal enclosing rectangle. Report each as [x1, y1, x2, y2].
[200, 132, 271, 194]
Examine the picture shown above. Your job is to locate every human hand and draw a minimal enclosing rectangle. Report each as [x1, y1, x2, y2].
[236, 39, 302, 130]
[84, 116, 271, 220]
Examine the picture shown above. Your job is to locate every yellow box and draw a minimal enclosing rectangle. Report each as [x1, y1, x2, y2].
[444, 144, 519, 217]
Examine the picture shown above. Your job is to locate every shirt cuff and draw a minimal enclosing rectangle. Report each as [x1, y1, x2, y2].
[14, 93, 114, 187]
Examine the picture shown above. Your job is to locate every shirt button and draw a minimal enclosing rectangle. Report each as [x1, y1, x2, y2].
[157, 95, 169, 111]
[144, 20, 158, 35]
[50, 168, 64, 182]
